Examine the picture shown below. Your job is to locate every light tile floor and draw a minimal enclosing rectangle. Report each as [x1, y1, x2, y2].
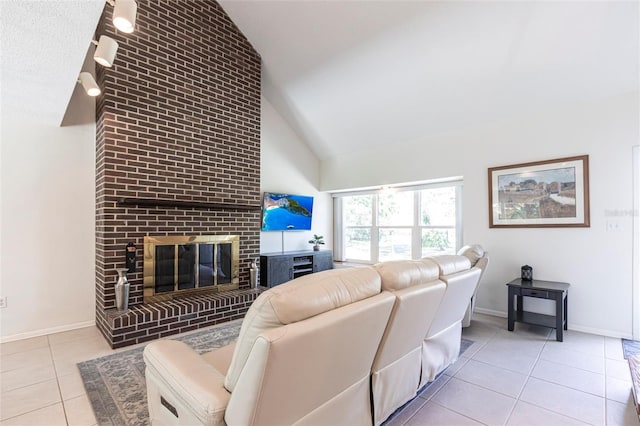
[385, 314, 639, 426]
[0, 313, 638, 425]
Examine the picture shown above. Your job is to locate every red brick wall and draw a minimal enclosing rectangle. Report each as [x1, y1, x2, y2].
[94, 0, 261, 345]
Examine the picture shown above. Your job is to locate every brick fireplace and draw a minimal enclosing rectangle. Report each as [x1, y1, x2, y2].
[94, 0, 262, 348]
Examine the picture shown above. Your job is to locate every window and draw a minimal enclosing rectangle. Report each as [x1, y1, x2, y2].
[335, 181, 462, 263]
[343, 194, 373, 261]
[420, 186, 458, 257]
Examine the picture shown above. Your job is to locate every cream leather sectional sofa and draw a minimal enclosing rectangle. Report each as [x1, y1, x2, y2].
[143, 247, 487, 426]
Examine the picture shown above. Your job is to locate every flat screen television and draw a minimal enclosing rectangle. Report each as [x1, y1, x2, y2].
[261, 192, 314, 231]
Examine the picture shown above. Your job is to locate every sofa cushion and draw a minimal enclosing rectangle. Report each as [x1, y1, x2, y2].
[374, 259, 440, 291]
[457, 244, 485, 266]
[224, 266, 381, 392]
[427, 255, 471, 276]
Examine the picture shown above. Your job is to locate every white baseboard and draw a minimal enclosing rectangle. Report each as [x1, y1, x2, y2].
[567, 324, 633, 340]
[0, 320, 96, 344]
[475, 307, 506, 318]
[473, 307, 632, 340]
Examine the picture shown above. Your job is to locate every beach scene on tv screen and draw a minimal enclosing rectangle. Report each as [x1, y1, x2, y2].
[262, 193, 313, 231]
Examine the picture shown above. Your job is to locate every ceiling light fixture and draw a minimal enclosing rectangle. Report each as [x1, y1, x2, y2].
[78, 72, 101, 97]
[92, 35, 119, 67]
[106, 0, 137, 33]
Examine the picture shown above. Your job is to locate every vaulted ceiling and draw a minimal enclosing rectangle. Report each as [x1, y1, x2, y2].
[2, 1, 637, 160]
[219, 1, 638, 160]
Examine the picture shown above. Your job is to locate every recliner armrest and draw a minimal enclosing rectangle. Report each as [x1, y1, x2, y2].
[143, 340, 231, 425]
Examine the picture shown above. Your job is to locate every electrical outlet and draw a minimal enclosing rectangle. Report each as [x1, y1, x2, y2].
[0, 297, 6, 309]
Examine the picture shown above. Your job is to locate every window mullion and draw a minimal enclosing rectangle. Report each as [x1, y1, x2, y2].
[412, 191, 421, 259]
[333, 197, 344, 261]
[372, 194, 379, 263]
[455, 184, 463, 252]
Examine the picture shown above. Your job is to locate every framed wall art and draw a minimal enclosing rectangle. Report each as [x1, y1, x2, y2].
[488, 155, 590, 228]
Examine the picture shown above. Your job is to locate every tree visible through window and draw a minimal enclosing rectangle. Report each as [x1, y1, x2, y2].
[420, 186, 457, 257]
[343, 195, 372, 261]
[338, 183, 461, 263]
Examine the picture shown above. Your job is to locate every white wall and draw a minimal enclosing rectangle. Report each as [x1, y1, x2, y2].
[260, 96, 332, 254]
[0, 94, 96, 342]
[321, 93, 638, 338]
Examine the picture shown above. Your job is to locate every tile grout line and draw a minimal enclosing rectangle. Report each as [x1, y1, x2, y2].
[513, 332, 608, 425]
[398, 336, 489, 425]
[503, 329, 550, 425]
[603, 337, 623, 426]
[417, 333, 508, 424]
[0, 401, 64, 424]
[0, 337, 66, 423]
[489, 328, 530, 425]
[423, 399, 482, 426]
[48, 334, 71, 426]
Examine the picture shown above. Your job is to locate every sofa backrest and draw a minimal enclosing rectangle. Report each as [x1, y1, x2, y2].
[224, 276, 395, 425]
[458, 244, 489, 282]
[375, 259, 440, 291]
[370, 260, 446, 424]
[425, 255, 480, 338]
[414, 255, 481, 385]
[373, 260, 445, 368]
[457, 244, 484, 266]
[224, 266, 383, 392]
[224, 268, 381, 392]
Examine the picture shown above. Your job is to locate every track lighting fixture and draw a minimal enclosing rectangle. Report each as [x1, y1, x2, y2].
[76, 1, 134, 97]
[78, 72, 101, 97]
[106, 0, 137, 33]
[92, 35, 119, 67]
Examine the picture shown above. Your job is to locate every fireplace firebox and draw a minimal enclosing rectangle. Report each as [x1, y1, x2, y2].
[143, 235, 240, 303]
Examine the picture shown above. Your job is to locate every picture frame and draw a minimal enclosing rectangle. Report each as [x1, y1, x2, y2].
[488, 155, 590, 228]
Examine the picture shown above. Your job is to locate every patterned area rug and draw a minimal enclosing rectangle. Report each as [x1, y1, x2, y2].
[78, 321, 242, 426]
[459, 337, 474, 356]
[622, 338, 640, 359]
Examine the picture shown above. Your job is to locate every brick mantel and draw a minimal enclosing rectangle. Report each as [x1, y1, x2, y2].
[94, 0, 261, 348]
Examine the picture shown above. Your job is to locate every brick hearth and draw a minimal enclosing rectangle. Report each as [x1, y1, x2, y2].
[94, 0, 261, 348]
[101, 288, 263, 348]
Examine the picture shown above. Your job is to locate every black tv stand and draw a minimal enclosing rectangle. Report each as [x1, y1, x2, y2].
[260, 250, 333, 288]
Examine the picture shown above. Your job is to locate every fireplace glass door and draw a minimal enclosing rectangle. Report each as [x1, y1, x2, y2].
[198, 243, 232, 287]
[144, 235, 239, 302]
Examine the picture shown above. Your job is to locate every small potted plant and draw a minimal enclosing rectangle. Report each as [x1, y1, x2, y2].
[308, 234, 325, 251]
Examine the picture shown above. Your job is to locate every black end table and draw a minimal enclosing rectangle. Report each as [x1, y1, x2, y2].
[506, 278, 570, 342]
